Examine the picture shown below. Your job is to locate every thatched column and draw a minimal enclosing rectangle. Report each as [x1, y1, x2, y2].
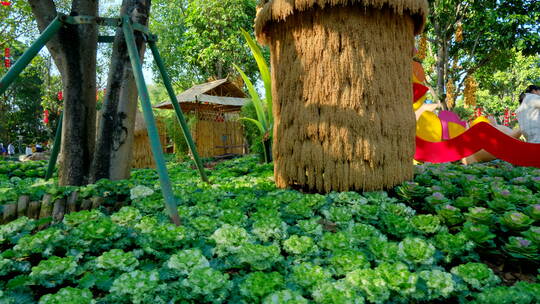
[255, 0, 428, 193]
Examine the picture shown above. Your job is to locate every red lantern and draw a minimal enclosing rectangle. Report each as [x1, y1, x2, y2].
[43, 110, 50, 124]
[503, 108, 510, 126]
[475, 107, 483, 118]
[57, 91, 63, 101]
[3, 48, 10, 68]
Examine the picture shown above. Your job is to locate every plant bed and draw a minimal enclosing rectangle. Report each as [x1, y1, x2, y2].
[0, 164, 151, 225]
[0, 156, 538, 303]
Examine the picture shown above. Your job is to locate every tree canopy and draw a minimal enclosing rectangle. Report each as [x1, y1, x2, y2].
[422, 0, 540, 109]
[150, 0, 259, 89]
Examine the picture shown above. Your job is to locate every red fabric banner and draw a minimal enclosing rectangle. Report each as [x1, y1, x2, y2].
[415, 122, 540, 168]
[413, 83, 429, 102]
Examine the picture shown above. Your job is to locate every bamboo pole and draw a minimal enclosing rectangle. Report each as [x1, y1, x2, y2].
[148, 39, 209, 183]
[122, 16, 181, 226]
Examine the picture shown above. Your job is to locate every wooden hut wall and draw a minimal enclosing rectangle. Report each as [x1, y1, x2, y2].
[131, 120, 168, 169]
[193, 120, 245, 157]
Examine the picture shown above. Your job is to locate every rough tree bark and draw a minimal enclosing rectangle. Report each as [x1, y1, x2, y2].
[91, 0, 151, 182]
[28, 0, 98, 186]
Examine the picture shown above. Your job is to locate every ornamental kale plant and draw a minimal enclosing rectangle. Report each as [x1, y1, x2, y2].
[283, 235, 317, 256]
[411, 214, 441, 234]
[0, 156, 538, 303]
[30, 256, 78, 288]
[166, 249, 209, 276]
[39, 287, 95, 304]
[397, 237, 436, 266]
[95, 249, 139, 272]
[239, 272, 285, 301]
[451, 262, 500, 291]
[108, 270, 161, 303]
[500, 211, 534, 231]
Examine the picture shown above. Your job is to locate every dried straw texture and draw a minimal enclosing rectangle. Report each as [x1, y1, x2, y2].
[268, 6, 416, 193]
[255, 0, 428, 44]
[131, 116, 167, 169]
[192, 120, 245, 158]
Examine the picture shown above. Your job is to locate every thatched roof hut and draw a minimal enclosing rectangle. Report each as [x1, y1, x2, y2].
[131, 111, 167, 169]
[255, 0, 428, 193]
[154, 79, 249, 158]
[154, 78, 247, 113]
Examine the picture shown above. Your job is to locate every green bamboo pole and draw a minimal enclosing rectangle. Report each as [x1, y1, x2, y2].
[45, 112, 63, 180]
[0, 16, 63, 94]
[122, 16, 181, 226]
[148, 40, 209, 183]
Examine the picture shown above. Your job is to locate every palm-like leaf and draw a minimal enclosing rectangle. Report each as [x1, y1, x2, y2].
[233, 63, 268, 132]
[238, 117, 265, 135]
[240, 29, 272, 126]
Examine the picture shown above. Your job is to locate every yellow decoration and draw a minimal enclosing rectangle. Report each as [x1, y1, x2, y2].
[416, 34, 428, 61]
[470, 116, 491, 127]
[448, 122, 466, 138]
[416, 111, 443, 142]
[446, 79, 455, 109]
[413, 95, 427, 111]
[464, 76, 478, 108]
[455, 23, 463, 43]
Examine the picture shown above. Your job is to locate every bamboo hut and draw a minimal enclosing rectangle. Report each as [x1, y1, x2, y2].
[154, 78, 248, 158]
[131, 111, 168, 169]
[255, 0, 428, 193]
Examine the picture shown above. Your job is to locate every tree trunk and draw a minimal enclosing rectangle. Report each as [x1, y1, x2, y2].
[436, 40, 446, 105]
[28, 0, 98, 186]
[91, 0, 151, 182]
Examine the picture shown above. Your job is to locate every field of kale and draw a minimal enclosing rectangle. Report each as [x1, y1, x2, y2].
[0, 156, 539, 303]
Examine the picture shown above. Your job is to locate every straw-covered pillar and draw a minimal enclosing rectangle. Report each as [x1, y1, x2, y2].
[255, 0, 428, 193]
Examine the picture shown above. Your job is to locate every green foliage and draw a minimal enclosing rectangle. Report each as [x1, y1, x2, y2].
[14, 227, 65, 257]
[39, 287, 94, 304]
[210, 224, 250, 257]
[417, 269, 456, 300]
[95, 249, 139, 272]
[182, 267, 232, 303]
[346, 268, 390, 304]
[476, 52, 540, 117]
[252, 216, 288, 242]
[312, 281, 364, 304]
[262, 290, 308, 304]
[424, 0, 539, 107]
[235, 29, 273, 162]
[0, 49, 57, 145]
[291, 262, 332, 290]
[167, 249, 209, 275]
[397, 237, 436, 266]
[283, 235, 317, 256]
[30, 256, 78, 288]
[0, 156, 539, 303]
[150, 0, 259, 87]
[109, 270, 161, 303]
[240, 272, 285, 301]
[412, 214, 441, 234]
[328, 250, 370, 276]
[503, 237, 540, 260]
[500, 211, 534, 231]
